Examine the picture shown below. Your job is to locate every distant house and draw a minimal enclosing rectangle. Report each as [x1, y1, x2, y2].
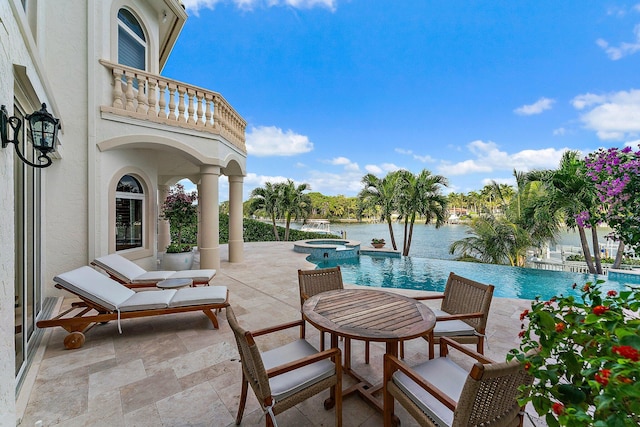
[0, 1, 247, 422]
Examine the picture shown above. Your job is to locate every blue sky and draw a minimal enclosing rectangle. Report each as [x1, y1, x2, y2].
[164, 0, 640, 200]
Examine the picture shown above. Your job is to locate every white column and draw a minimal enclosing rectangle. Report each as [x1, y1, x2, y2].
[228, 175, 244, 262]
[158, 185, 171, 252]
[199, 166, 220, 269]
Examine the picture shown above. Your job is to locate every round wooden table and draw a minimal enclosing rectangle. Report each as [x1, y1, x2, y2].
[303, 288, 436, 412]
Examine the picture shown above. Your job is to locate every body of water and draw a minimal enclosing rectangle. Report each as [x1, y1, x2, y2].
[294, 221, 633, 300]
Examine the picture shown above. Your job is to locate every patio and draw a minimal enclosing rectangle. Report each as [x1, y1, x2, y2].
[18, 242, 542, 426]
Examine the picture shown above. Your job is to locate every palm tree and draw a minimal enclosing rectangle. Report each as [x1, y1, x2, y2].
[396, 169, 448, 256]
[278, 179, 311, 241]
[249, 182, 281, 241]
[358, 172, 402, 250]
[526, 151, 602, 274]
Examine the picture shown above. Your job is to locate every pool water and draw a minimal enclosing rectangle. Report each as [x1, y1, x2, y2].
[313, 255, 640, 300]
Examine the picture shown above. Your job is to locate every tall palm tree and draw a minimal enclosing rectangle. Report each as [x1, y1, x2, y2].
[249, 182, 281, 241]
[278, 179, 311, 241]
[396, 169, 448, 256]
[358, 172, 402, 250]
[526, 151, 602, 274]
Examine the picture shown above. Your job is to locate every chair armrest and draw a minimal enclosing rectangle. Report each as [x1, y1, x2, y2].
[439, 337, 494, 364]
[436, 311, 484, 321]
[413, 294, 444, 301]
[251, 319, 305, 337]
[267, 347, 341, 378]
[383, 354, 457, 411]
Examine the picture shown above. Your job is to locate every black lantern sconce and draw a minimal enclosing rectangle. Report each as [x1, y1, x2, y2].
[1, 103, 60, 168]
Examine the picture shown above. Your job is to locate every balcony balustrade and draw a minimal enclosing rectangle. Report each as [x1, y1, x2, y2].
[100, 60, 246, 152]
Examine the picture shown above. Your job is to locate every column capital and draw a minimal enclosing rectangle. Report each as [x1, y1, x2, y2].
[200, 165, 220, 176]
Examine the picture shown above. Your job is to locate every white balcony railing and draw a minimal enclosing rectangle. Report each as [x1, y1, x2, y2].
[99, 60, 246, 152]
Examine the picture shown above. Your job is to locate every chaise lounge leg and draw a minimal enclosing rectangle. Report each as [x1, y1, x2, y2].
[236, 374, 248, 425]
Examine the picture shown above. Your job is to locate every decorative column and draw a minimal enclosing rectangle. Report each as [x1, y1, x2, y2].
[228, 175, 244, 262]
[158, 185, 171, 253]
[199, 165, 220, 269]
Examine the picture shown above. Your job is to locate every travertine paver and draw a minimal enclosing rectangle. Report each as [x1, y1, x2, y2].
[20, 242, 544, 426]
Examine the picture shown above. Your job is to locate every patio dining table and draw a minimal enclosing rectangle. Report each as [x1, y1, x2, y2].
[302, 288, 436, 412]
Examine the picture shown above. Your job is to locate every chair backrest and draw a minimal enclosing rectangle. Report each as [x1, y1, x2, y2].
[93, 254, 147, 283]
[441, 272, 494, 332]
[54, 266, 136, 311]
[454, 358, 534, 426]
[226, 306, 272, 403]
[298, 267, 344, 307]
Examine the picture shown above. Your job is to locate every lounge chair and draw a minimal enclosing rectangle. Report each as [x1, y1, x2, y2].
[92, 253, 216, 288]
[384, 337, 534, 427]
[36, 266, 229, 349]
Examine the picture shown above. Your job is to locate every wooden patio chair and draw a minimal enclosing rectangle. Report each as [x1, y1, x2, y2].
[401, 272, 494, 359]
[298, 267, 372, 364]
[36, 266, 228, 349]
[384, 337, 534, 427]
[92, 253, 216, 288]
[226, 306, 342, 427]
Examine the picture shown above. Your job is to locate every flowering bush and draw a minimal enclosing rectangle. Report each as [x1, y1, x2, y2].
[508, 281, 640, 426]
[371, 238, 386, 245]
[582, 145, 640, 256]
[161, 183, 198, 253]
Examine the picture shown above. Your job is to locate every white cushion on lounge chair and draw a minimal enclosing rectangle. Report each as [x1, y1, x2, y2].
[119, 290, 177, 312]
[54, 266, 135, 311]
[169, 286, 228, 307]
[261, 339, 335, 402]
[170, 269, 218, 283]
[54, 266, 228, 312]
[392, 357, 467, 427]
[93, 254, 216, 284]
[432, 308, 476, 337]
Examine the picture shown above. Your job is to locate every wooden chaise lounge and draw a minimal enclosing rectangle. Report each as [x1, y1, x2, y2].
[37, 266, 229, 349]
[91, 253, 216, 288]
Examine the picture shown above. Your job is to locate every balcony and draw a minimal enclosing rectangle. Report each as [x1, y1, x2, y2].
[99, 60, 246, 153]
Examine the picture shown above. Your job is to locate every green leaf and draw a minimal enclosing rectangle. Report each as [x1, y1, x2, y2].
[619, 334, 640, 348]
[558, 383, 586, 404]
[545, 413, 561, 427]
[538, 310, 556, 331]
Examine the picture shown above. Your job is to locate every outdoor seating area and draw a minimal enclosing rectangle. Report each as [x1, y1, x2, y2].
[20, 242, 539, 427]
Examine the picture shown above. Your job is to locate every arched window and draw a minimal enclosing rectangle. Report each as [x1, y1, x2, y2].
[117, 8, 146, 70]
[116, 175, 144, 251]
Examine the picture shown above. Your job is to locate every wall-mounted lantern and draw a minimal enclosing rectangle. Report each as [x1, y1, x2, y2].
[1, 103, 60, 168]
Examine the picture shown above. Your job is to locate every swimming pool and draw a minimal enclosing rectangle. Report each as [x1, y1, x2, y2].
[313, 255, 640, 300]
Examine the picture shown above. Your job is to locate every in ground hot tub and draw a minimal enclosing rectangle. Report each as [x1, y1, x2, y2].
[293, 239, 360, 260]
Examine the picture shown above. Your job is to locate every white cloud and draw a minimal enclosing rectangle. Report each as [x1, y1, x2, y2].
[395, 148, 436, 163]
[572, 89, 640, 140]
[597, 24, 640, 60]
[439, 140, 568, 176]
[364, 164, 383, 174]
[327, 156, 360, 171]
[245, 125, 314, 157]
[182, 0, 336, 13]
[514, 97, 555, 116]
[553, 127, 566, 136]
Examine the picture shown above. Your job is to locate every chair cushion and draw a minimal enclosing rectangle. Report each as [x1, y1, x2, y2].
[169, 286, 228, 307]
[93, 254, 148, 283]
[261, 339, 335, 402]
[169, 269, 217, 283]
[53, 266, 135, 311]
[393, 357, 468, 427]
[130, 271, 174, 284]
[432, 308, 476, 337]
[119, 290, 177, 312]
